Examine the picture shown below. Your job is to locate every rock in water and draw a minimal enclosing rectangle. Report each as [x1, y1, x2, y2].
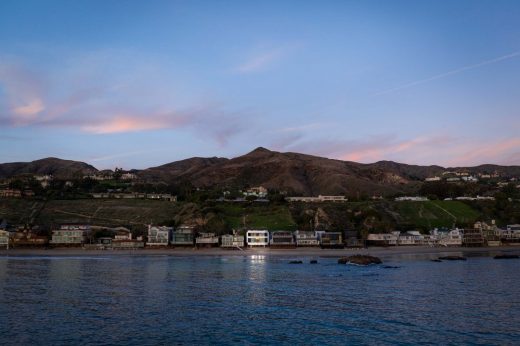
[494, 254, 519, 259]
[310, 260, 318, 264]
[338, 255, 382, 265]
[289, 260, 303, 264]
[438, 256, 467, 261]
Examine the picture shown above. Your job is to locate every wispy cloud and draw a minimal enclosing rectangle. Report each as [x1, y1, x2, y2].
[375, 51, 520, 96]
[233, 43, 300, 74]
[270, 132, 520, 166]
[0, 51, 250, 145]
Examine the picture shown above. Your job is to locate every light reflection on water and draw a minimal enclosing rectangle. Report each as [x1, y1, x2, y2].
[0, 254, 519, 345]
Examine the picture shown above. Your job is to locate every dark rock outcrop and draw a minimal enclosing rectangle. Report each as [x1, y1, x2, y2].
[338, 255, 382, 265]
[494, 254, 519, 259]
[438, 256, 467, 261]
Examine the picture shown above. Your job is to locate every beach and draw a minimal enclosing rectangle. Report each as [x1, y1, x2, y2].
[2, 245, 519, 260]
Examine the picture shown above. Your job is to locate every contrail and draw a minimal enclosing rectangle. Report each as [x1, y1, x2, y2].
[374, 51, 520, 96]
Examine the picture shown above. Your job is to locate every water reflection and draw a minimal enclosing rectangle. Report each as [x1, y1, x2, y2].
[0, 255, 519, 345]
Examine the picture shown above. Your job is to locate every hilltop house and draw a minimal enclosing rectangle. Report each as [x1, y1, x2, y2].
[50, 224, 91, 246]
[243, 186, 268, 198]
[395, 196, 429, 202]
[286, 195, 347, 203]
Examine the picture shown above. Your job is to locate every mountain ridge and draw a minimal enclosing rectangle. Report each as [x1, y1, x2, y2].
[2, 148, 520, 196]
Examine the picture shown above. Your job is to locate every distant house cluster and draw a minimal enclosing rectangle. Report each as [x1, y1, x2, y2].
[91, 192, 177, 201]
[285, 195, 347, 203]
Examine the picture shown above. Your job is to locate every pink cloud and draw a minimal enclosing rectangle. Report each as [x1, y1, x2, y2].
[81, 116, 173, 134]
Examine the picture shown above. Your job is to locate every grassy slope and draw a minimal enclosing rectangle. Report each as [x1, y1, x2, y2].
[390, 200, 481, 228]
[212, 204, 297, 230]
[0, 198, 483, 231]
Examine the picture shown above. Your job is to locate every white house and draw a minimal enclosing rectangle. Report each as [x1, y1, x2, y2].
[432, 228, 463, 246]
[294, 230, 320, 247]
[395, 196, 429, 202]
[50, 224, 91, 245]
[246, 230, 269, 247]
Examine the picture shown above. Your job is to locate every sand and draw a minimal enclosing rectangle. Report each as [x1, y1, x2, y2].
[1, 245, 519, 260]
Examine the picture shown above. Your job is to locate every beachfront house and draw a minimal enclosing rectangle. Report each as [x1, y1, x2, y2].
[366, 233, 398, 246]
[294, 230, 319, 247]
[320, 232, 344, 249]
[0, 229, 9, 249]
[50, 224, 91, 246]
[221, 234, 245, 249]
[147, 226, 172, 246]
[462, 229, 485, 247]
[11, 228, 49, 247]
[433, 228, 463, 247]
[496, 225, 520, 244]
[196, 233, 219, 247]
[246, 230, 269, 247]
[344, 230, 362, 247]
[171, 225, 195, 247]
[270, 231, 295, 248]
[397, 231, 424, 246]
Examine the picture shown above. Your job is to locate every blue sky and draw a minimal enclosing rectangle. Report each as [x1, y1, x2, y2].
[1, 0, 519, 169]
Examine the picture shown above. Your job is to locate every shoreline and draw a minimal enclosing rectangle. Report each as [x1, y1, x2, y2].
[1, 245, 520, 259]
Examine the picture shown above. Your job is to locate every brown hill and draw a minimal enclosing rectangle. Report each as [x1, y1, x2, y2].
[138, 147, 420, 196]
[0, 157, 98, 179]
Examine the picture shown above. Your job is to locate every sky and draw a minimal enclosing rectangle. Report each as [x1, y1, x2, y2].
[1, 0, 519, 169]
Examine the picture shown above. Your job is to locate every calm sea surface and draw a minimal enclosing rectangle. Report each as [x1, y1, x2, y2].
[0, 253, 519, 345]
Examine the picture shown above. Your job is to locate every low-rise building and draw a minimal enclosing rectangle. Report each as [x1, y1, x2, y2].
[462, 229, 484, 247]
[171, 225, 195, 246]
[432, 228, 463, 247]
[320, 232, 344, 248]
[243, 186, 268, 198]
[196, 233, 219, 247]
[395, 196, 429, 202]
[246, 230, 269, 247]
[397, 231, 424, 245]
[270, 231, 295, 248]
[366, 233, 398, 246]
[294, 230, 320, 247]
[344, 230, 362, 247]
[50, 224, 91, 246]
[425, 176, 441, 182]
[221, 234, 245, 248]
[0, 229, 9, 249]
[10, 229, 49, 247]
[286, 195, 347, 203]
[0, 189, 22, 198]
[147, 226, 172, 246]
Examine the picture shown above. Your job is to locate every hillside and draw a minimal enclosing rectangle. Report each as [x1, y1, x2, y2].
[2, 148, 520, 197]
[138, 147, 421, 196]
[0, 157, 98, 179]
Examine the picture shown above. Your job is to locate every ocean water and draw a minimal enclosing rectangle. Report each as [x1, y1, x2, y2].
[0, 253, 519, 345]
